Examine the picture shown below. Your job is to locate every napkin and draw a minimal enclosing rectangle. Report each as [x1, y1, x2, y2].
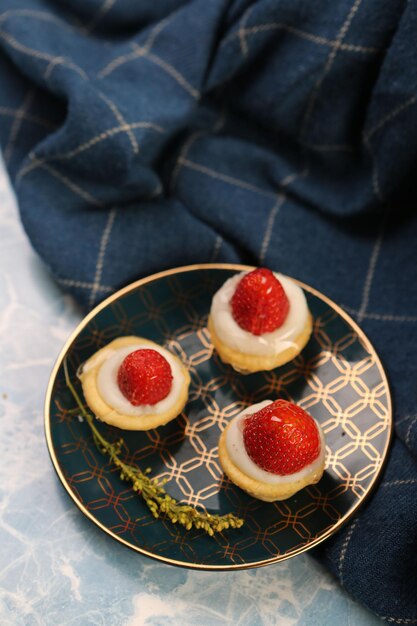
[0, 1, 416, 621]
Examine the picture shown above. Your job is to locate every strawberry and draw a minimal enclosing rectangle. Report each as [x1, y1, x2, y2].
[243, 400, 320, 475]
[231, 268, 289, 335]
[117, 349, 173, 406]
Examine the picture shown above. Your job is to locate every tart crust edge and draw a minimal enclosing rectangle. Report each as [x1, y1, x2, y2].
[79, 336, 190, 431]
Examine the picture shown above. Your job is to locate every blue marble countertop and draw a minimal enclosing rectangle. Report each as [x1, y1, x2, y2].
[0, 157, 381, 625]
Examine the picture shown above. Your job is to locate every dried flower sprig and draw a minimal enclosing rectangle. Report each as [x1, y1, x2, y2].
[63, 359, 244, 535]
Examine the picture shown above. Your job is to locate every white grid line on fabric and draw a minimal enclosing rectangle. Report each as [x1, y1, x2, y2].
[98, 46, 143, 78]
[363, 96, 417, 203]
[342, 304, 417, 322]
[259, 194, 285, 263]
[97, 91, 139, 154]
[279, 167, 308, 187]
[56, 278, 113, 293]
[364, 95, 417, 141]
[179, 158, 277, 199]
[364, 135, 384, 202]
[85, 0, 117, 33]
[0, 106, 57, 130]
[357, 215, 386, 322]
[28, 158, 104, 207]
[98, 44, 200, 99]
[149, 182, 163, 199]
[97, 17, 173, 78]
[299, 0, 363, 141]
[179, 157, 305, 202]
[405, 417, 416, 447]
[238, 5, 253, 57]
[397, 414, 415, 426]
[48, 121, 163, 159]
[169, 131, 205, 194]
[381, 617, 417, 624]
[221, 21, 379, 54]
[338, 517, 360, 585]
[381, 479, 417, 488]
[258, 167, 308, 264]
[142, 15, 174, 52]
[16, 121, 164, 181]
[3, 90, 35, 164]
[365, 312, 417, 322]
[169, 112, 226, 195]
[89, 208, 116, 307]
[0, 27, 58, 62]
[0, 29, 88, 79]
[134, 46, 200, 100]
[211, 235, 223, 262]
[44, 56, 69, 80]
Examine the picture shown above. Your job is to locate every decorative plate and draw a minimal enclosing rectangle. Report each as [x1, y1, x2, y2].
[45, 264, 392, 570]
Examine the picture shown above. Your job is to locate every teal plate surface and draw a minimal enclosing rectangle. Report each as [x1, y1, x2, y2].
[45, 264, 392, 569]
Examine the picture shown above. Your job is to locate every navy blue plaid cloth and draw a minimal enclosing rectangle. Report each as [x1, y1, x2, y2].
[1, 1, 416, 621]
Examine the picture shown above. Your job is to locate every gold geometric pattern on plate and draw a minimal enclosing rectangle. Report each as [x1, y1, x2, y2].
[45, 264, 392, 569]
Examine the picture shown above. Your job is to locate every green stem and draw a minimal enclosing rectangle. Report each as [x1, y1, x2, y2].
[63, 359, 244, 535]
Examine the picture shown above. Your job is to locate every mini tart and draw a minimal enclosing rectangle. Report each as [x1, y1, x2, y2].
[78, 336, 190, 431]
[208, 271, 313, 373]
[208, 314, 313, 374]
[218, 401, 325, 502]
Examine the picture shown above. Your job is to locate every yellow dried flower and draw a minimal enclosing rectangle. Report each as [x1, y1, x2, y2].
[64, 359, 244, 536]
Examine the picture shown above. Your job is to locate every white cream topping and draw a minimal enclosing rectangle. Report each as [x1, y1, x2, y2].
[94, 343, 185, 416]
[225, 400, 326, 484]
[210, 272, 309, 356]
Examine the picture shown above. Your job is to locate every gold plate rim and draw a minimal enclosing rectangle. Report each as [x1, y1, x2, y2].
[44, 263, 393, 571]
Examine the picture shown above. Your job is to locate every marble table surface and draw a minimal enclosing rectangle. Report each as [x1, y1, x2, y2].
[0, 156, 382, 625]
